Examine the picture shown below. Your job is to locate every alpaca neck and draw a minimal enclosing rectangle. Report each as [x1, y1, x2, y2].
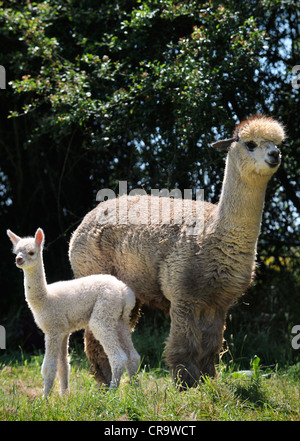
[215, 154, 269, 243]
[23, 255, 48, 309]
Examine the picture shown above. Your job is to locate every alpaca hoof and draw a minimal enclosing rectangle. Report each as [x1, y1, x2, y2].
[130, 375, 140, 387]
[108, 384, 117, 393]
[60, 388, 70, 396]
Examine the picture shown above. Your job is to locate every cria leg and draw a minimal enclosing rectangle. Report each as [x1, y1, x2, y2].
[42, 333, 66, 397]
[118, 290, 140, 382]
[83, 299, 143, 387]
[84, 328, 112, 387]
[118, 320, 140, 382]
[88, 319, 128, 391]
[57, 334, 70, 395]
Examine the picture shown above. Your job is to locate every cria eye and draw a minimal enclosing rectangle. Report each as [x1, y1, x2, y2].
[246, 141, 257, 151]
[28, 251, 35, 256]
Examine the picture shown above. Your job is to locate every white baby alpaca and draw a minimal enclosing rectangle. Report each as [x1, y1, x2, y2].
[7, 228, 140, 397]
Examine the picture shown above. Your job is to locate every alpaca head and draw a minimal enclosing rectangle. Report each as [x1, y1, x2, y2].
[7, 228, 45, 270]
[211, 115, 285, 180]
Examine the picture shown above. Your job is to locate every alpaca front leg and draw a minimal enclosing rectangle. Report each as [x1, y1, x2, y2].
[165, 302, 225, 389]
[57, 334, 70, 395]
[165, 321, 202, 388]
[42, 358, 57, 398]
[42, 334, 62, 397]
[198, 308, 227, 379]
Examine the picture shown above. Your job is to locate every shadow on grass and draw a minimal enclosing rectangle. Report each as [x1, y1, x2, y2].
[234, 378, 269, 408]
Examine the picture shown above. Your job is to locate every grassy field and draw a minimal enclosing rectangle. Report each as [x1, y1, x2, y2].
[0, 349, 299, 422]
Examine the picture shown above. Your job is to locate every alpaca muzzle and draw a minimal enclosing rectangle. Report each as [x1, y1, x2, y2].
[266, 145, 281, 168]
[16, 254, 25, 267]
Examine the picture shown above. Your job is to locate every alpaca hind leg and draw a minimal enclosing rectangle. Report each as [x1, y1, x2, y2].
[88, 320, 128, 391]
[118, 290, 140, 381]
[83, 299, 142, 388]
[42, 334, 64, 397]
[57, 334, 70, 395]
[69, 259, 113, 388]
[84, 327, 112, 388]
[118, 320, 140, 382]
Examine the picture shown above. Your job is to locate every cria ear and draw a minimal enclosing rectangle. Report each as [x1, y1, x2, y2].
[7, 229, 21, 247]
[35, 228, 45, 247]
[211, 137, 236, 151]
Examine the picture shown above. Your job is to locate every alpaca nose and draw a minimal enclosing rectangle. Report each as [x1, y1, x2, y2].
[268, 148, 280, 159]
[16, 254, 24, 266]
[267, 147, 281, 164]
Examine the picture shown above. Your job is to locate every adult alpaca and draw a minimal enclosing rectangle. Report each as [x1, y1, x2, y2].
[69, 115, 285, 388]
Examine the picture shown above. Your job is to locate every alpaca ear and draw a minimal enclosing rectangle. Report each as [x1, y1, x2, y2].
[211, 137, 236, 151]
[35, 228, 45, 247]
[7, 229, 21, 247]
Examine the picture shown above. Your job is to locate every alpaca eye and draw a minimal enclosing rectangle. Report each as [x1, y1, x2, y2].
[28, 251, 35, 256]
[246, 141, 257, 152]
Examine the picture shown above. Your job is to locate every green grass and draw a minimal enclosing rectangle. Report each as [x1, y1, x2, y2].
[0, 349, 299, 421]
